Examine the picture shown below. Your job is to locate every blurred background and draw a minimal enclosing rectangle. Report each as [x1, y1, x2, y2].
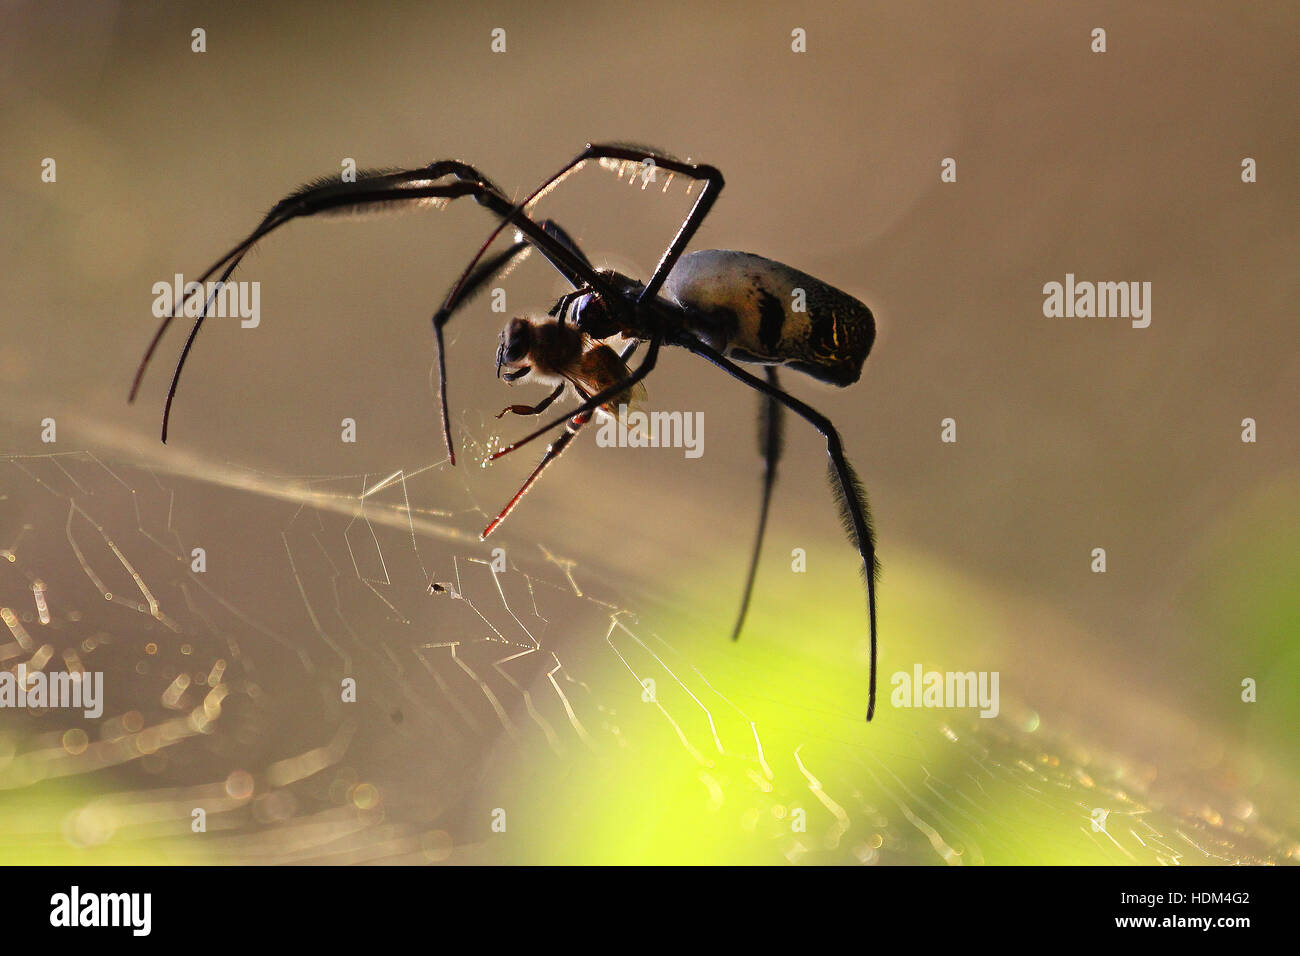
[0, 0, 1296, 865]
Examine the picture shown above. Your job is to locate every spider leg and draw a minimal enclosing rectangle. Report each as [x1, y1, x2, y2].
[468, 143, 725, 304]
[480, 407, 593, 540]
[676, 338, 879, 721]
[147, 180, 492, 443]
[435, 143, 716, 318]
[132, 165, 600, 443]
[528, 143, 725, 301]
[731, 366, 785, 642]
[130, 162, 499, 405]
[530, 219, 594, 273]
[460, 239, 533, 309]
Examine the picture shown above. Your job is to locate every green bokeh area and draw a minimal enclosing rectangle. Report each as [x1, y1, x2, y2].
[491, 542, 1296, 865]
[1180, 478, 1300, 780]
[0, 777, 211, 865]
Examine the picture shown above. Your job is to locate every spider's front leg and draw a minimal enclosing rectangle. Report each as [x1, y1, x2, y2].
[131, 160, 545, 442]
[517, 143, 726, 300]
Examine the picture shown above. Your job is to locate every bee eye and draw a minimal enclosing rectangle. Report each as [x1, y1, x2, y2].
[505, 335, 529, 364]
[501, 318, 532, 363]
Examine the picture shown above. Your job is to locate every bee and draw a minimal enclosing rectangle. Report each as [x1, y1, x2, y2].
[493, 315, 646, 419]
[130, 144, 882, 719]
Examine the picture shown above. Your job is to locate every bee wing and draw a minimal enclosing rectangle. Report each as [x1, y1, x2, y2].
[620, 374, 649, 415]
[566, 343, 647, 413]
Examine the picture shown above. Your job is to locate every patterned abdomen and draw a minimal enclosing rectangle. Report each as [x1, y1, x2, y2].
[664, 250, 875, 386]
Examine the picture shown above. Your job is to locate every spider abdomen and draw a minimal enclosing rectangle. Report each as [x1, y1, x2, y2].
[664, 250, 875, 386]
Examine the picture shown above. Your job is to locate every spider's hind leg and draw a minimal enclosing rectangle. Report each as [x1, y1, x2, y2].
[676, 338, 880, 722]
[731, 366, 785, 642]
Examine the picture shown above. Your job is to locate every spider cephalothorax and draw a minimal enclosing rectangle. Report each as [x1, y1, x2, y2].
[130, 143, 883, 719]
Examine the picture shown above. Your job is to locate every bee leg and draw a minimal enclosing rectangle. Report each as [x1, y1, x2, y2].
[496, 384, 564, 418]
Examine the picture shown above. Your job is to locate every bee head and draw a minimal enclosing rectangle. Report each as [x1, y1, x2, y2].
[496, 317, 535, 381]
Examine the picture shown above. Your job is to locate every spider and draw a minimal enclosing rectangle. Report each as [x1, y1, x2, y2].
[129, 143, 882, 719]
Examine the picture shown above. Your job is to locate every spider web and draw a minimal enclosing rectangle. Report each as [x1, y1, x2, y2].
[0, 439, 1294, 866]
